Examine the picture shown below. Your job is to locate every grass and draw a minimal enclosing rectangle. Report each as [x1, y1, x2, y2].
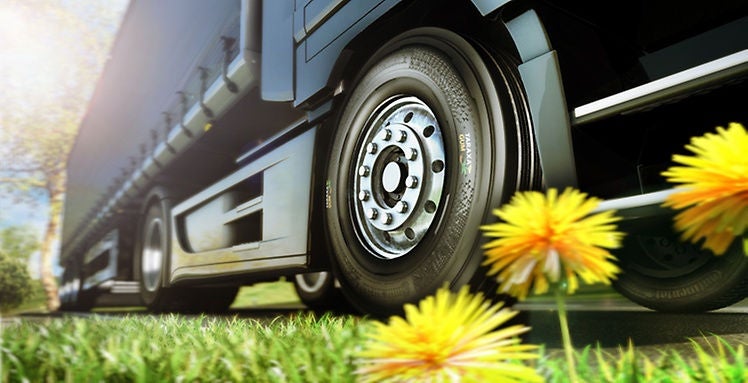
[2, 313, 746, 383]
[1, 313, 365, 383]
[3, 282, 744, 381]
[230, 279, 301, 309]
[539, 338, 747, 382]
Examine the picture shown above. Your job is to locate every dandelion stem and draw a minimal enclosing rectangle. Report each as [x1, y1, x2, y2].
[554, 286, 579, 383]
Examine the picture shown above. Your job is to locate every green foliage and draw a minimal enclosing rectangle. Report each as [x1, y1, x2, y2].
[0, 0, 127, 311]
[2, 314, 745, 382]
[0, 226, 42, 313]
[231, 280, 301, 308]
[0, 225, 39, 262]
[1, 313, 367, 382]
[0, 251, 35, 312]
[539, 338, 747, 383]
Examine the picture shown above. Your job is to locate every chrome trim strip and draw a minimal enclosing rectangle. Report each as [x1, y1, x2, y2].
[573, 50, 748, 125]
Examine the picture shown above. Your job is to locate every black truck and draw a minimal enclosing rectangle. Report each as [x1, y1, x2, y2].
[58, 0, 748, 315]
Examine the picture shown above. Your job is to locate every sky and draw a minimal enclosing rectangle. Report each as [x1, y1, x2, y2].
[0, 0, 130, 278]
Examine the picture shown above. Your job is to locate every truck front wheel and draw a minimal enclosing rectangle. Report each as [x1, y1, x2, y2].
[325, 28, 539, 317]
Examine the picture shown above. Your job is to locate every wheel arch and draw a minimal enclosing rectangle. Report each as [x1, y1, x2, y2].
[320, 1, 578, 191]
[319, 0, 524, 108]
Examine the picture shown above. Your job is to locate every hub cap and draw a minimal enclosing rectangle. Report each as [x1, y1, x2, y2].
[352, 96, 445, 259]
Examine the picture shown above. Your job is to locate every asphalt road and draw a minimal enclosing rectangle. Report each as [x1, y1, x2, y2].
[513, 296, 748, 356]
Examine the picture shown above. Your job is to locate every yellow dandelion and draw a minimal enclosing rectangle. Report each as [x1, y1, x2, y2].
[356, 285, 541, 383]
[662, 122, 748, 255]
[481, 188, 624, 300]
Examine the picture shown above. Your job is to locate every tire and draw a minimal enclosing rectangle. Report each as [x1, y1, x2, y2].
[613, 222, 748, 313]
[293, 271, 349, 311]
[324, 28, 539, 317]
[74, 288, 97, 312]
[134, 187, 238, 313]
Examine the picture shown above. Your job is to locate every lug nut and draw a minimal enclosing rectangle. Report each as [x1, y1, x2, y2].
[396, 130, 408, 142]
[405, 176, 418, 188]
[395, 201, 408, 213]
[358, 190, 370, 201]
[358, 166, 370, 177]
[379, 129, 392, 141]
[408, 148, 418, 161]
[367, 143, 378, 154]
[366, 208, 378, 220]
[380, 213, 392, 225]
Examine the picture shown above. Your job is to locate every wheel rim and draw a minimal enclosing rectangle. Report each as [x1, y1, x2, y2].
[351, 95, 446, 259]
[142, 218, 164, 292]
[630, 235, 712, 278]
[295, 272, 329, 293]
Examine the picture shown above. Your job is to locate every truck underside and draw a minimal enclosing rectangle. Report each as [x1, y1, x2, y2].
[59, 0, 748, 315]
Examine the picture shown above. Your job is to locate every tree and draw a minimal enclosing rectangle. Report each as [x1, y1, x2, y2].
[0, 0, 126, 311]
[0, 225, 39, 262]
[0, 252, 35, 312]
[0, 226, 38, 312]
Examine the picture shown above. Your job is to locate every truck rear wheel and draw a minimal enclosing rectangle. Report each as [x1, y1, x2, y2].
[325, 28, 538, 316]
[613, 230, 748, 312]
[135, 187, 238, 313]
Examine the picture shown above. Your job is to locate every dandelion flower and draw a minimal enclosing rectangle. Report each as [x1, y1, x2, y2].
[356, 285, 541, 383]
[481, 188, 623, 299]
[662, 122, 748, 255]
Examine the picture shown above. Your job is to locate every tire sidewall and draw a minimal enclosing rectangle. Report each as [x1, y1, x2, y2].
[325, 31, 507, 314]
[614, 239, 748, 312]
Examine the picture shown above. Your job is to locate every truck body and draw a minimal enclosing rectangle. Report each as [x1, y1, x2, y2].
[59, 0, 748, 314]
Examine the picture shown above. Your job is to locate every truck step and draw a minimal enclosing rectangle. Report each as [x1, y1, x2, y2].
[96, 280, 140, 294]
[572, 50, 748, 126]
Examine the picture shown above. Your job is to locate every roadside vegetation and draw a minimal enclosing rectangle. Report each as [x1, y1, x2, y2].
[0, 226, 44, 315]
[1, 313, 745, 382]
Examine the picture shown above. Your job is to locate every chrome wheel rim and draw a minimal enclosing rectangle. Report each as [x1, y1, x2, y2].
[352, 96, 446, 259]
[295, 272, 329, 293]
[142, 218, 164, 292]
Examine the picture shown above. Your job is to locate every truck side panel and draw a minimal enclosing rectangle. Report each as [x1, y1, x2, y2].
[62, 0, 245, 262]
[261, 0, 295, 101]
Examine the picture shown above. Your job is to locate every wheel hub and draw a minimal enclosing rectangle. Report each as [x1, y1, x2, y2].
[353, 96, 445, 259]
[381, 161, 402, 193]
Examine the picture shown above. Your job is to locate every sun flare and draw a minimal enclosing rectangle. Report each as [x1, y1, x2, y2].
[0, 3, 85, 112]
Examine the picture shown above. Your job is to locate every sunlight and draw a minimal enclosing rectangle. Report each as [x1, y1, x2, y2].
[0, 4, 81, 112]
